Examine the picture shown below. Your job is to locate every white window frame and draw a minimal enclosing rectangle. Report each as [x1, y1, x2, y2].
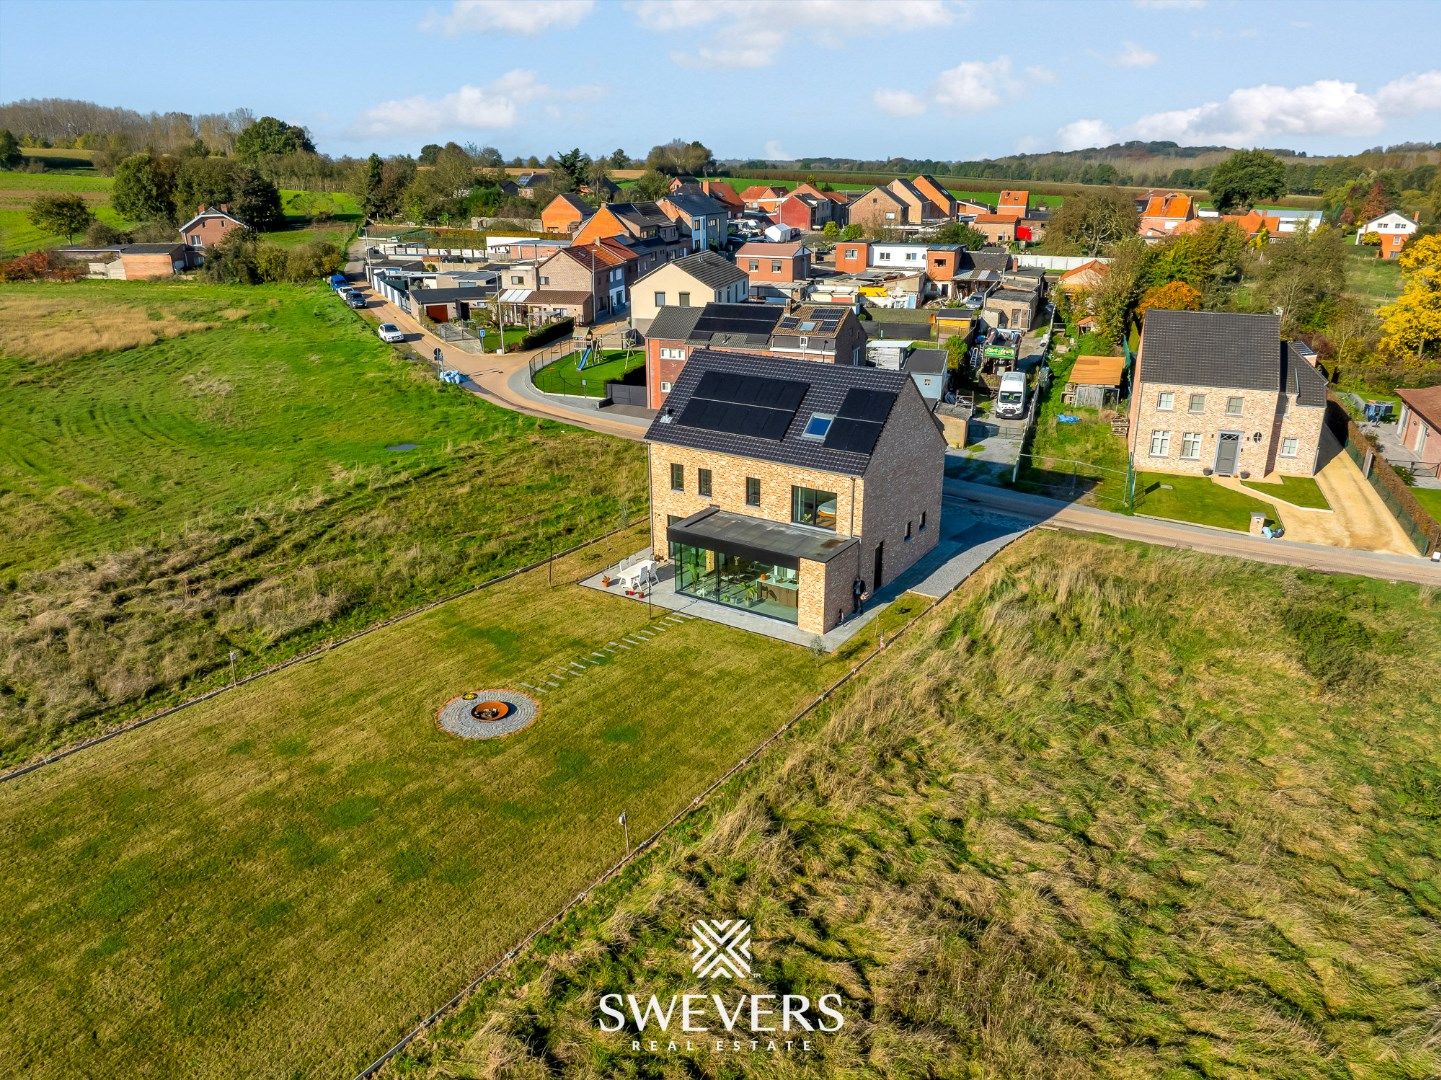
[1189, 393, 1206, 413]
[1180, 432, 1202, 459]
[1280, 437, 1299, 458]
[1157, 391, 1175, 412]
[1149, 429, 1172, 457]
[660, 380, 672, 392]
[1226, 396, 1245, 416]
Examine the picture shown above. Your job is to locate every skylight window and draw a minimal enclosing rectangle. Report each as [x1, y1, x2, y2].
[803, 413, 834, 439]
[799, 320, 817, 331]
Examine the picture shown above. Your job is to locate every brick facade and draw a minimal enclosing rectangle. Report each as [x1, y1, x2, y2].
[1129, 381, 1325, 477]
[646, 380, 942, 635]
[179, 207, 243, 249]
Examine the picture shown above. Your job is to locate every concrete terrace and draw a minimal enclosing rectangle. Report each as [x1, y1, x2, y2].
[581, 495, 1035, 648]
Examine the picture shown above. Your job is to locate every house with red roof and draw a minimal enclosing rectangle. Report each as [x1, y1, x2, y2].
[1396, 385, 1441, 471]
[1138, 191, 1196, 239]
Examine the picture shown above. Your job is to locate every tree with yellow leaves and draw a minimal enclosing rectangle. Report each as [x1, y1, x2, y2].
[1378, 234, 1441, 363]
[1137, 280, 1202, 320]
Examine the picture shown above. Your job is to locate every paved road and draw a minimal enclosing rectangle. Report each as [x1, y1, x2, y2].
[946, 478, 1437, 585]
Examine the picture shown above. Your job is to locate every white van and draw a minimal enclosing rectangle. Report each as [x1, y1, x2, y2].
[995, 370, 1028, 419]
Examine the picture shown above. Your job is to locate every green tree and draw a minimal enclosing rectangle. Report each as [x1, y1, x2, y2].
[553, 147, 588, 192]
[1047, 187, 1139, 255]
[28, 193, 94, 242]
[821, 221, 840, 240]
[645, 138, 715, 176]
[1209, 149, 1286, 213]
[608, 147, 629, 168]
[112, 153, 177, 223]
[0, 128, 21, 169]
[353, 153, 385, 218]
[631, 170, 672, 201]
[418, 143, 443, 165]
[234, 116, 315, 159]
[1091, 237, 1152, 344]
[840, 224, 865, 241]
[231, 167, 283, 230]
[1252, 225, 1346, 334]
[932, 220, 991, 249]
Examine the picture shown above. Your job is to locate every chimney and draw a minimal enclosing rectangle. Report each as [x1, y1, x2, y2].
[219, 203, 230, 214]
[198, 204, 207, 216]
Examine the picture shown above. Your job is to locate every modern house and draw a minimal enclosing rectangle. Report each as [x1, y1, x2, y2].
[179, 204, 245, 249]
[58, 242, 199, 280]
[735, 240, 811, 291]
[970, 213, 1018, 245]
[572, 201, 692, 278]
[630, 250, 749, 335]
[643, 303, 785, 409]
[1128, 310, 1328, 478]
[539, 192, 593, 235]
[1395, 385, 1441, 470]
[645, 350, 945, 634]
[1356, 211, 1419, 259]
[658, 192, 729, 251]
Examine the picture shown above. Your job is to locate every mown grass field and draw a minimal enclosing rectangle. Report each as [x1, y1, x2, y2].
[0, 280, 645, 765]
[1136, 472, 1281, 531]
[533, 346, 646, 397]
[1345, 246, 1404, 311]
[1243, 474, 1331, 509]
[0, 528, 925, 1079]
[0, 169, 356, 255]
[396, 533, 1441, 1079]
[1411, 484, 1441, 521]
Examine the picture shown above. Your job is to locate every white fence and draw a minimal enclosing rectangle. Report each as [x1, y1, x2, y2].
[1012, 253, 1112, 271]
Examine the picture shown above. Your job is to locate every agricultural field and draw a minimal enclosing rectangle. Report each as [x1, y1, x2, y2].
[0, 525, 922, 1079]
[0, 280, 644, 765]
[395, 533, 1441, 1080]
[1344, 245, 1404, 310]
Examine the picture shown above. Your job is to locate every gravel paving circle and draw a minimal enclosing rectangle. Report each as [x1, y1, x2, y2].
[437, 689, 539, 739]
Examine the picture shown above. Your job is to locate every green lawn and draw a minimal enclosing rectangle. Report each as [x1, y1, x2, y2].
[1135, 472, 1281, 530]
[1410, 484, 1441, 521]
[1242, 474, 1331, 509]
[1017, 344, 1132, 510]
[399, 533, 1441, 1079]
[0, 280, 645, 764]
[533, 346, 644, 397]
[0, 527, 920, 1079]
[265, 188, 363, 248]
[1345, 245, 1403, 310]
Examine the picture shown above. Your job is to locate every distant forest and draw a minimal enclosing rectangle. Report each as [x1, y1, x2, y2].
[729, 140, 1441, 196]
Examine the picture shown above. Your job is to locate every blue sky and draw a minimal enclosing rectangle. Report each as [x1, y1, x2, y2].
[2, 0, 1439, 162]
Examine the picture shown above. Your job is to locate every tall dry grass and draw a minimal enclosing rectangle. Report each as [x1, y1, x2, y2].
[0, 293, 247, 361]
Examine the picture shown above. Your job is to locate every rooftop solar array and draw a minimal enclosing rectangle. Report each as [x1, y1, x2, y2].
[676, 370, 808, 442]
[822, 388, 897, 455]
[693, 305, 783, 337]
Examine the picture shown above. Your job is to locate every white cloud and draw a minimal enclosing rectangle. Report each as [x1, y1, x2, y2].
[876, 56, 1021, 117]
[1039, 69, 1441, 154]
[355, 70, 597, 137]
[421, 0, 594, 34]
[873, 88, 927, 117]
[1055, 119, 1118, 150]
[631, 0, 964, 67]
[763, 139, 794, 161]
[1116, 41, 1159, 68]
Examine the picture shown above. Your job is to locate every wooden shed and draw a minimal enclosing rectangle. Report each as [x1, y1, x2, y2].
[1063, 354, 1125, 408]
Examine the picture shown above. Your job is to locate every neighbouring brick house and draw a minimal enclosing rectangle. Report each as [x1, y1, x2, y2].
[735, 240, 811, 290]
[1138, 191, 1196, 239]
[59, 242, 199, 279]
[643, 303, 783, 409]
[970, 213, 1017, 245]
[1058, 258, 1109, 295]
[847, 185, 912, 230]
[179, 204, 245, 249]
[1396, 385, 1441, 469]
[910, 174, 959, 219]
[995, 190, 1030, 219]
[630, 250, 749, 335]
[573, 201, 692, 279]
[540, 192, 593, 234]
[1128, 310, 1328, 478]
[657, 192, 729, 251]
[769, 303, 867, 366]
[739, 185, 787, 215]
[772, 192, 830, 233]
[886, 177, 945, 223]
[646, 349, 945, 634]
[1356, 211, 1419, 259]
[535, 240, 635, 322]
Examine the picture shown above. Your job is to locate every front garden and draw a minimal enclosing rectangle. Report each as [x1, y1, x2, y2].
[533, 346, 645, 397]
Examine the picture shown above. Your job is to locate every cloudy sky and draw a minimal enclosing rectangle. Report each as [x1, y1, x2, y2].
[2, 0, 1439, 161]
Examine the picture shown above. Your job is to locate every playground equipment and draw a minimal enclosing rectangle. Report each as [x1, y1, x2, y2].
[576, 342, 595, 371]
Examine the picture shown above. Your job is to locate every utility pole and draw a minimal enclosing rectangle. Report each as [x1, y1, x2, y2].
[228, 649, 237, 686]
[618, 811, 630, 858]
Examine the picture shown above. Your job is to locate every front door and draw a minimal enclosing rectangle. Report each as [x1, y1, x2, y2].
[873, 541, 884, 591]
[1215, 431, 1241, 476]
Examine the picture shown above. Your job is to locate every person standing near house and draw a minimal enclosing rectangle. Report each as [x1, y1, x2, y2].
[852, 576, 866, 617]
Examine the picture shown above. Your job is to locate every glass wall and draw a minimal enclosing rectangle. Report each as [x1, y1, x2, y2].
[670, 542, 800, 624]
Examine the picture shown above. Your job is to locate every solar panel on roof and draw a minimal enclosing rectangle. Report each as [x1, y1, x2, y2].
[679, 369, 807, 442]
[835, 387, 897, 424]
[823, 416, 884, 455]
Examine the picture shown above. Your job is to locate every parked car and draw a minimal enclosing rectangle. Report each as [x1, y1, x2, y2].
[340, 288, 366, 309]
[377, 323, 406, 343]
[328, 273, 349, 290]
[994, 370, 1029, 419]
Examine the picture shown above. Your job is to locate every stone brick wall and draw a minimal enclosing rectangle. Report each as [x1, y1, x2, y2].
[119, 253, 180, 279]
[181, 215, 240, 249]
[1130, 381, 1325, 477]
[798, 550, 863, 636]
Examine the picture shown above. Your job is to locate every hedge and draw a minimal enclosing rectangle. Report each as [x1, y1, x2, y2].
[519, 318, 574, 351]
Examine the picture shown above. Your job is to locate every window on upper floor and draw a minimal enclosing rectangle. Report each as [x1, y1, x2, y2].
[697, 468, 712, 497]
[791, 486, 838, 530]
[1157, 391, 1175, 411]
[1189, 392, 1206, 413]
[654, 292, 665, 306]
[1227, 396, 1245, 416]
[678, 292, 690, 306]
[670, 463, 684, 491]
[746, 477, 761, 506]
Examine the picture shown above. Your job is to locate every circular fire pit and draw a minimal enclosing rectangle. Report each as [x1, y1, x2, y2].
[437, 689, 537, 740]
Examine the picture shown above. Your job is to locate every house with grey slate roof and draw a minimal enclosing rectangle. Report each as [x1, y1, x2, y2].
[646, 349, 944, 635]
[629, 250, 749, 334]
[1129, 310, 1328, 479]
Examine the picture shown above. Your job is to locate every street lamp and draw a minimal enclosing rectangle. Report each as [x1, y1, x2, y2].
[618, 811, 630, 857]
[228, 649, 237, 686]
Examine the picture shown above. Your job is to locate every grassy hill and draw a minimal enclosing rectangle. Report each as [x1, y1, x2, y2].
[0, 280, 643, 764]
[392, 533, 1441, 1079]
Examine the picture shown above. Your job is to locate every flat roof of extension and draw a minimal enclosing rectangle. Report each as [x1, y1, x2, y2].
[667, 506, 857, 569]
